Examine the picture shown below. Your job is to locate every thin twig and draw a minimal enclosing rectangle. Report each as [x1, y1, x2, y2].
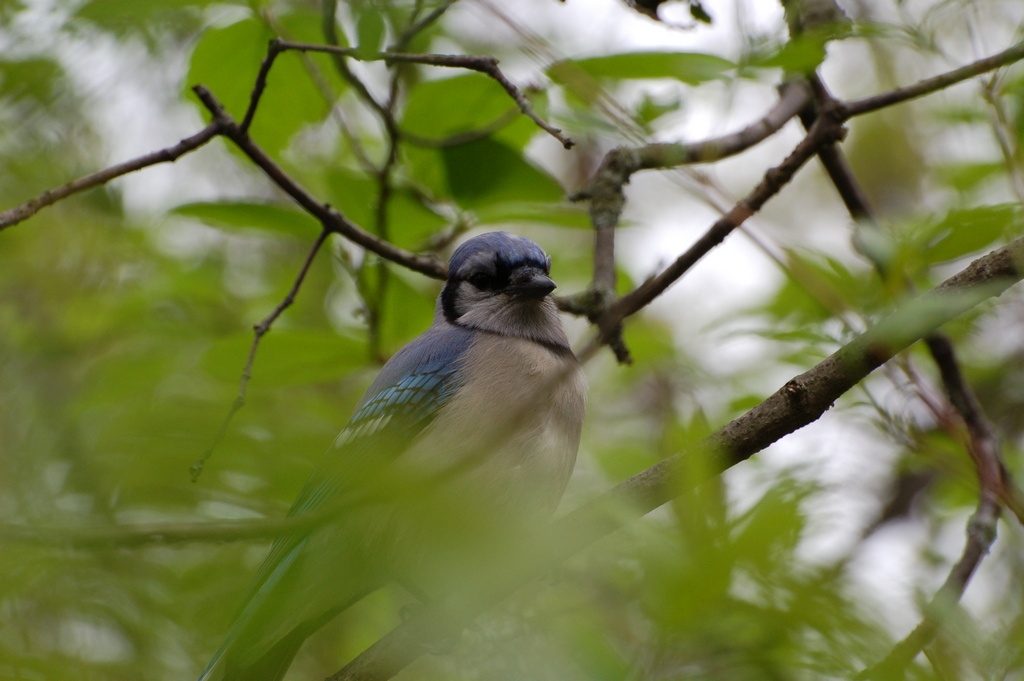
[364, 54, 405, 362]
[980, 74, 1024, 204]
[605, 109, 846, 332]
[241, 38, 285, 134]
[402, 107, 520, 148]
[456, 55, 574, 149]
[856, 497, 998, 679]
[190, 229, 331, 481]
[191, 85, 447, 280]
[840, 40, 1024, 118]
[801, 71, 1014, 677]
[260, 12, 378, 174]
[296, 42, 377, 173]
[321, 1, 398, 363]
[856, 339, 1003, 679]
[0, 122, 222, 231]
[0, 517, 312, 549]
[275, 40, 574, 148]
[925, 337, 1004, 503]
[565, 81, 814, 363]
[395, 0, 458, 50]
[569, 80, 812, 209]
[806, 70, 1024, 526]
[799, 75, 875, 219]
[327, 235, 1024, 681]
[571, 40, 1024, 362]
[320, 3, 392, 123]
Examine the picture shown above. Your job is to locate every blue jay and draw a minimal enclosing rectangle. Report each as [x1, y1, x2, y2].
[200, 232, 587, 681]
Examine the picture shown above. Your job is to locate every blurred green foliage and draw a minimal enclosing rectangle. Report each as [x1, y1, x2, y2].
[2, 1, 1024, 680]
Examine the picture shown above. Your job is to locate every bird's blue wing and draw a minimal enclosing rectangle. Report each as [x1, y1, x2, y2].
[201, 324, 475, 680]
[247, 323, 474, 592]
[288, 323, 473, 516]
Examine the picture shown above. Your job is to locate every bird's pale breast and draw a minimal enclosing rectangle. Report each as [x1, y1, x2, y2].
[403, 333, 586, 515]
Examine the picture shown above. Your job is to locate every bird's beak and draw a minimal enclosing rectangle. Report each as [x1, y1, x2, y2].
[509, 268, 556, 299]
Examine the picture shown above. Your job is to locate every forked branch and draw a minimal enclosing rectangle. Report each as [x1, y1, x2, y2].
[243, 38, 573, 149]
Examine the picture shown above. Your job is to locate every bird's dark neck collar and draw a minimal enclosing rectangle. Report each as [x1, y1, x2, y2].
[451, 322, 574, 357]
[441, 281, 460, 324]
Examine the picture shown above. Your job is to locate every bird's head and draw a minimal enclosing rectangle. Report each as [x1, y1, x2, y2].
[440, 232, 567, 347]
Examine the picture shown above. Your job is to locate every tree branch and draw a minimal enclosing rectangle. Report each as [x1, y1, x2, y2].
[0, 122, 222, 231]
[401, 107, 520, 148]
[327, 234, 1024, 681]
[840, 40, 1024, 118]
[856, 495, 999, 679]
[0, 517, 310, 549]
[572, 39, 1024, 363]
[394, 0, 458, 51]
[799, 69, 1017, 676]
[604, 105, 845, 334]
[566, 81, 814, 363]
[273, 40, 574, 149]
[855, 332, 1005, 680]
[320, 4, 392, 126]
[190, 229, 332, 482]
[800, 73, 1024, 521]
[571, 79, 812, 213]
[191, 85, 447, 280]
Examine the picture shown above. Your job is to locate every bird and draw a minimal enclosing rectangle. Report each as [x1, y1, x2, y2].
[199, 231, 587, 681]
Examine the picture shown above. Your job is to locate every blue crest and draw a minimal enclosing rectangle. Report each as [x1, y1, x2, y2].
[448, 231, 550, 279]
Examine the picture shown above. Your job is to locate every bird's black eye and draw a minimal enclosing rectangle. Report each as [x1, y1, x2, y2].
[469, 272, 491, 290]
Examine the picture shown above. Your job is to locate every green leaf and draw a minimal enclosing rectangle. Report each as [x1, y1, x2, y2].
[474, 202, 590, 229]
[749, 32, 831, 73]
[780, 248, 876, 317]
[635, 93, 682, 127]
[326, 169, 378, 230]
[402, 73, 519, 141]
[202, 329, 365, 387]
[74, 0, 225, 35]
[548, 51, 734, 86]
[621, 318, 676, 367]
[379, 270, 437, 356]
[929, 105, 989, 126]
[494, 91, 550, 150]
[325, 169, 447, 248]
[441, 138, 564, 209]
[387, 190, 447, 248]
[172, 201, 319, 237]
[936, 162, 1005, 194]
[356, 8, 386, 60]
[403, 145, 448, 198]
[594, 441, 662, 482]
[732, 481, 809, 572]
[924, 204, 1022, 263]
[869, 287, 1006, 352]
[0, 58, 61, 105]
[187, 16, 327, 156]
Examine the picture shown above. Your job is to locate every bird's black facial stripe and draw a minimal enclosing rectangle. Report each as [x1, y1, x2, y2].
[441, 281, 460, 322]
[464, 256, 519, 292]
[468, 272, 491, 290]
[444, 243, 553, 323]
